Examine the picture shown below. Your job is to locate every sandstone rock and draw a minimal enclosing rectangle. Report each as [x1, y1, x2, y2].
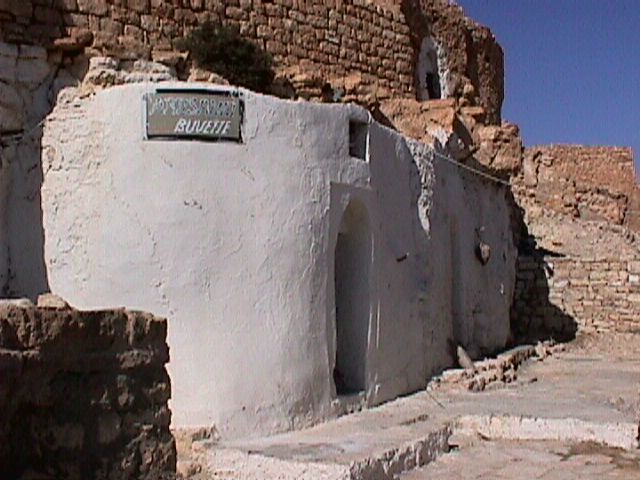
[151, 49, 188, 68]
[127, 0, 150, 14]
[177, 459, 202, 478]
[53, 30, 94, 52]
[122, 59, 176, 83]
[0, 298, 34, 309]
[0, 307, 175, 478]
[457, 345, 475, 371]
[36, 293, 71, 309]
[474, 122, 522, 175]
[77, 0, 108, 16]
[522, 151, 539, 187]
[459, 105, 486, 129]
[187, 67, 229, 85]
[58, 0, 78, 12]
[89, 56, 119, 71]
[425, 98, 456, 110]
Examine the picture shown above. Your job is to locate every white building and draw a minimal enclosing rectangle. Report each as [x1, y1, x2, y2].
[33, 83, 516, 438]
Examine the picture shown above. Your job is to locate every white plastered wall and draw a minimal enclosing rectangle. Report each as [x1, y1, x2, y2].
[40, 83, 516, 439]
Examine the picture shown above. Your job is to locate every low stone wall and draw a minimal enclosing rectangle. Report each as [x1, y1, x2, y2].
[0, 303, 175, 479]
[512, 254, 640, 340]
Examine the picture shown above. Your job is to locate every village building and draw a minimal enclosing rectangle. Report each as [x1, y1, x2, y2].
[39, 81, 516, 437]
[0, 5, 637, 477]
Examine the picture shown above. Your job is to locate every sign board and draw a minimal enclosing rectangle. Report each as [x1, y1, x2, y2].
[144, 89, 242, 141]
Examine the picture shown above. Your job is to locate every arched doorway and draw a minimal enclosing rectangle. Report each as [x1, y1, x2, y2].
[416, 37, 442, 101]
[333, 200, 372, 395]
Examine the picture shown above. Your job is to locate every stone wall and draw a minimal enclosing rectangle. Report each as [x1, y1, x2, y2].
[512, 254, 640, 340]
[513, 145, 640, 232]
[0, 0, 504, 123]
[0, 41, 61, 297]
[0, 302, 175, 479]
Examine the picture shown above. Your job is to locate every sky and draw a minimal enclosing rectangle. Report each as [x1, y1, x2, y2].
[456, 0, 639, 172]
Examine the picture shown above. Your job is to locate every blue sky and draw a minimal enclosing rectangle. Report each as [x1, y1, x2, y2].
[456, 0, 639, 171]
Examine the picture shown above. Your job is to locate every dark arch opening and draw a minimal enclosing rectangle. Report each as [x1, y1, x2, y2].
[333, 200, 372, 395]
[416, 37, 442, 101]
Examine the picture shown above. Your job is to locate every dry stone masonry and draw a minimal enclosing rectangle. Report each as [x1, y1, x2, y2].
[509, 144, 640, 340]
[0, 0, 505, 121]
[0, 302, 176, 479]
[512, 255, 640, 340]
[513, 145, 640, 232]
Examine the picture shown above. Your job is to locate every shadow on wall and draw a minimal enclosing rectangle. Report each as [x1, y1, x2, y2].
[1, 126, 50, 299]
[509, 196, 578, 344]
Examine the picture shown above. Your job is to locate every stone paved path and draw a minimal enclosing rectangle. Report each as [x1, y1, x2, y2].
[401, 438, 640, 480]
[177, 334, 640, 479]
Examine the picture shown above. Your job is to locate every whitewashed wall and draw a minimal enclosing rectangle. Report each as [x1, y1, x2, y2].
[40, 83, 516, 438]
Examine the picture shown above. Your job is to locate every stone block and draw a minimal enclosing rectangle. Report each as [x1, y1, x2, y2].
[628, 261, 640, 274]
[0, 83, 24, 132]
[0, 306, 174, 478]
[56, 0, 79, 12]
[0, 42, 18, 59]
[0, 55, 16, 82]
[77, 0, 108, 15]
[0, 0, 32, 18]
[128, 0, 150, 13]
[16, 57, 52, 89]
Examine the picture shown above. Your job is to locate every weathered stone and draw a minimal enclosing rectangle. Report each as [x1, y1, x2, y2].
[127, 0, 150, 14]
[151, 49, 187, 67]
[53, 29, 94, 51]
[476, 241, 491, 265]
[0, 306, 175, 478]
[0, 298, 34, 309]
[0, 55, 16, 83]
[16, 57, 52, 89]
[457, 345, 475, 371]
[77, 0, 108, 15]
[0, 80, 23, 119]
[56, 0, 79, 12]
[0, 42, 18, 59]
[37, 293, 71, 309]
[98, 413, 122, 444]
[0, 0, 32, 18]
